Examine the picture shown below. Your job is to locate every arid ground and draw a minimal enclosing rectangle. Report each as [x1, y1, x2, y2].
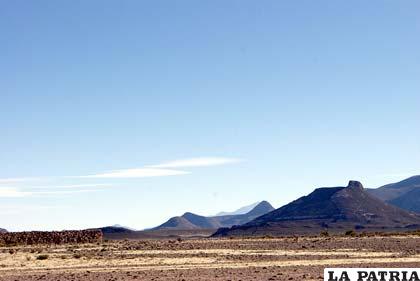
[1, 236, 420, 281]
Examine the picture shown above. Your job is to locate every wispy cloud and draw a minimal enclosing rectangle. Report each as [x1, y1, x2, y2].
[29, 184, 111, 189]
[82, 157, 241, 179]
[0, 188, 31, 198]
[0, 205, 66, 215]
[150, 157, 242, 168]
[83, 168, 190, 178]
[0, 187, 97, 198]
[0, 177, 41, 184]
[32, 190, 97, 195]
[0, 157, 242, 187]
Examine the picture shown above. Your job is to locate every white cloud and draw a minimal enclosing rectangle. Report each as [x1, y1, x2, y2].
[29, 184, 111, 189]
[0, 177, 40, 183]
[0, 188, 31, 198]
[32, 190, 97, 195]
[0, 205, 65, 215]
[83, 168, 190, 179]
[0, 157, 242, 184]
[150, 157, 242, 168]
[0, 187, 97, 198]
[82, 157, 241, 179]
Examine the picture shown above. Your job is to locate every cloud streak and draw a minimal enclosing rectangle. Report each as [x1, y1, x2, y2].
[0, 177, 41, 184]
[83, 168, 190, 179]
[150, 157, 242, 168]
[0, 188, 31, 198]
[32, 190, 97, 195]
[82, 157, 241, 179]
[0, 187, 97, 198]
[29, 184, 111, 189]
[0, 205, 66, 215]
[0, 157, 242, 193]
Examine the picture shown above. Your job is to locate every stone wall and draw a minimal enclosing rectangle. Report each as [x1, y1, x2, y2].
[0, 230, 103, 246]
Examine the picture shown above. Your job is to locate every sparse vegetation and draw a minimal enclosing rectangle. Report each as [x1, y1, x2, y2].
[345, 230, 356, 237]
[0, 237, 420, 280]
[36, 254, 49, 260]
[320, 231, 329, 237]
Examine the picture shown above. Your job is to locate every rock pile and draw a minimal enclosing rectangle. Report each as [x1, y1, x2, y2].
[0, 230, 102, 246]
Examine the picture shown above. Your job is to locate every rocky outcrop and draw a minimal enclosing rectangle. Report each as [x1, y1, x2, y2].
[213, 181, 420, 237]
[0, 230, 102, 246]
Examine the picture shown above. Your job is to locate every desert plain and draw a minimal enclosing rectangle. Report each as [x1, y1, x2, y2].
[0, 235, 420, 281]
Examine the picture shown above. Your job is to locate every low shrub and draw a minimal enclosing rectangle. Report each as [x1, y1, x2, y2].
[36, 254, 49, 260]
[345, 230, 356, 237]
[320, 231, 329, 237]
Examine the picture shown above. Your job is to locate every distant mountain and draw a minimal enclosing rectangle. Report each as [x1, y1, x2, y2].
[97, 225, 135, 234]
[154, 201, 274, 230]
[111, 224, 137, 231]
[156, 216, 199, 230]
[367, 176, 420, 213]
[214, 181, 420, 237]
[181, 212, 221, 229]
[388, 188, 420, 213]
[216, 202, 260, 216]
[0, 228, 7, 233]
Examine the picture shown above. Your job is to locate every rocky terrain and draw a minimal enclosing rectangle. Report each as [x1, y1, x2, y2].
[214, 181, 420, 237]
[154, 200, 274, 230]
[367, 175, 420, 213]
[0, 230, 102, 246]
[101, 228, 216, 240]
[0, 228, 7, 233]
[1, 235, 420, 281]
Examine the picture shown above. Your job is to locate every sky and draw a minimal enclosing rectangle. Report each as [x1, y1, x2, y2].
[1, 0, 420, 231]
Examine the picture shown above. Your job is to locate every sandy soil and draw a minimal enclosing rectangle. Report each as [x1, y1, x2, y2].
[0, 236, 419, 280]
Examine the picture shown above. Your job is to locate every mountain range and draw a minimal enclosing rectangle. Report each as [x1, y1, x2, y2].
[5, 176, 419, 238]
[213, 181, 420, 237]
[94, 176, 420, 238]
[367, 175, 420, 213]
[154, 201, 274, 230]
[215, 202, 261, 216]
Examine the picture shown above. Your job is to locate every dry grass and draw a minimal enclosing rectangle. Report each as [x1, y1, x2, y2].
[0, 236, 420, 279]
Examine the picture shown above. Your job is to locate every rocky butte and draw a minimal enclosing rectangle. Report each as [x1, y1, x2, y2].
[213, 181, 420, 237]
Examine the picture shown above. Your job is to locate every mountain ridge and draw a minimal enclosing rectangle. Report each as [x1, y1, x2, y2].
[213, 181, 420, 237]
[216, 202, 261, 216]
[154, 201, 274, 230]
[367, 175, 420, 212]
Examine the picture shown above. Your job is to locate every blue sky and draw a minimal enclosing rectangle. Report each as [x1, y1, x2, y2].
[1, 1, 419, 231]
